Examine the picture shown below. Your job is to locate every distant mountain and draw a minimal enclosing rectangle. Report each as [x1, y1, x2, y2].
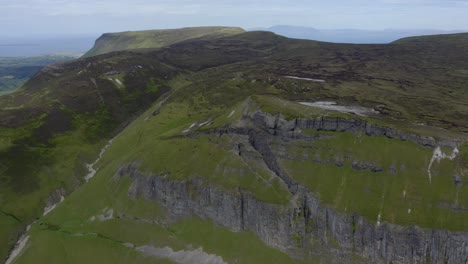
[83, 26, 245, 57]
[252, 25, 467, 43]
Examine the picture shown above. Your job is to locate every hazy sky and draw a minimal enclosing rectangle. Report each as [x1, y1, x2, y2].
[2, 0, 468, 36]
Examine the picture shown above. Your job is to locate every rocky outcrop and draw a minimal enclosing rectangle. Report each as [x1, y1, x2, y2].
[44, 188, 66, 209]
[116, 164, 468, 264]
[115, 110, 467, 263]
[247, 111, 440, 148]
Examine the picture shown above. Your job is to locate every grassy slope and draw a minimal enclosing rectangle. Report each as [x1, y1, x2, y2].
[84, 26, 245, 57]
[96, 74, 291, 204]
[0, 31, 283, 259]
[0, 49, 180, 260]
[143, 30, 468, 131]
[12, 96, 301, 264]
[14, 83, 466, 263]
[254, 95, 468, 231]
[282, 132, 466, 230]
[2, 29, 468, 262]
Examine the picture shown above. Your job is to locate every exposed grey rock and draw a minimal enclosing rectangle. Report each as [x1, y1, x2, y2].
[101, 70, 120, 76]
[453, 175, 462, 186]
[120, 110, 467, 263]
[45, 188, 66, 209]
[245, 111, 440, 148]
[334, 156, 345, 167]
[137, 245, 228, 264]
[117, 164, 468, 264]
[352, 160, 383, 173]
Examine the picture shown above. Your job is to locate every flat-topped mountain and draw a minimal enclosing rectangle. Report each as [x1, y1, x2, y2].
[83, 26, 245, 57]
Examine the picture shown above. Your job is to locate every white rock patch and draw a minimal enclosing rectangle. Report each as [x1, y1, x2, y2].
[137, 245, 228, 264]
[198, 120, 211, 127]
[5, 226, 31, 264]
[85, 139, 114, 182]
[228, 110, 235, 118]
[299, 101, 379, 117]
[123, 242, 135, 248]
[90, 208, 114, 222]
[43, 196, 65, 216]
[284, 76, 326, 83]
[182, 119, 212, 133]
[427, 146, 459, 183]
[107, 78, 123, 87]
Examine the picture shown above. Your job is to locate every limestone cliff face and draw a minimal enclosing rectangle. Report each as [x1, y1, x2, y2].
[117, 165, 467, 264]
[248, 111, 442, 148]
[116, 111, 467, 264]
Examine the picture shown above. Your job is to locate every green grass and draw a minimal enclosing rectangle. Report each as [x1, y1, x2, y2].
[0, 54, 178, 259]
[280, 131, 467, 230]
[0, 212, 22, 260]
[253, 94, 468, 141]
[253, 94, 349, 120]
[0, 126, 105, 260]
[16, 215, 298, 264]
[11, 132, 299, 264]
[15, 227, 174, 264]
[96, 97, 290, 204]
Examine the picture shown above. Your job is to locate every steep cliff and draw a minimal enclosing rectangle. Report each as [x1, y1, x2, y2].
[113, 109, 467, 264]
[119, 165, 468, 264]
